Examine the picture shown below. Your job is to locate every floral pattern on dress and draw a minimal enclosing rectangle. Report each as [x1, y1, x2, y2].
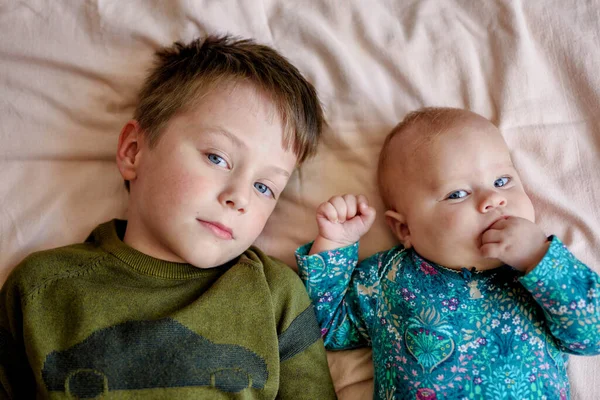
[296, 236, 600, 400]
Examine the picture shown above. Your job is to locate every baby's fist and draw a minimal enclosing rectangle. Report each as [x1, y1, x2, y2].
[315, 194, 376, 249]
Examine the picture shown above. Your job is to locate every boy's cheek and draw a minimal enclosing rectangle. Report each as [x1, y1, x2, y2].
[258, 205, 277, 227]
[249, 205, 278, 236]
[167, 172, 212, 203]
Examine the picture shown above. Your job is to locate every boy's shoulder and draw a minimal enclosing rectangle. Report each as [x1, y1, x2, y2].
[3, 238, 106, 296]
[241, 246, 303, 289]
[242, 246, 315, 332]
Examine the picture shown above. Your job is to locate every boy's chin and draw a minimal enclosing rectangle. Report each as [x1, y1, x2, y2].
[185, 244, 247, 269]
[187, 254, 235, 269]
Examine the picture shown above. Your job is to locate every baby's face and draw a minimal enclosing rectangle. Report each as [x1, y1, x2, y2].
[386, 117, 535, 270]
[125, 82, 297, 268]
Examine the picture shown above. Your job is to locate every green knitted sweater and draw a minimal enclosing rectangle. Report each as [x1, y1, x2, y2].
[0, 220, 336, 399]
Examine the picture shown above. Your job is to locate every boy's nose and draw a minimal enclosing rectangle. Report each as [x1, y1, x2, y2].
[219, 184, 250, 213]
[478, 190, 507, 213]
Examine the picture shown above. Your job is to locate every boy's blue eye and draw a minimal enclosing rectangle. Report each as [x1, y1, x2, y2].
[254, 182, 274, 198]
[447, 190, 468, 200]
[494, 177, 510, 187]
[208, 153, 227, 167]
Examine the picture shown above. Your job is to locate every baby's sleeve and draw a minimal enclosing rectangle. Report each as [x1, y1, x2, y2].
[519, 236, 600, 355]
[295, 242, 382, 350]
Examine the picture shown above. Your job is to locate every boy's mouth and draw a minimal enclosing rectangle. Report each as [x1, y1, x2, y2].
[197, 219, 233, 240]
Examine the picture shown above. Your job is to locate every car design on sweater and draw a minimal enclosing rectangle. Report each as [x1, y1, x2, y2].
[42, 318, 268, 398]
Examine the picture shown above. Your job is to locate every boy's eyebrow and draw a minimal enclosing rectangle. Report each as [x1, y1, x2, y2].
[203, 127, 247, 149]
[203, 126, 291, 178]
[270, 166, 291, 178]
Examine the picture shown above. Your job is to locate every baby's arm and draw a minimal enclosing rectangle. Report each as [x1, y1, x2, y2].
[518, 236, 600, 355]
[296, 194, 379, 349]
[482, 218, 600, 353]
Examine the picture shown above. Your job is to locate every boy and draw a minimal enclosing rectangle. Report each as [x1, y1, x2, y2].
[296, 107, 600, 399]
[0, 36, 336, 399]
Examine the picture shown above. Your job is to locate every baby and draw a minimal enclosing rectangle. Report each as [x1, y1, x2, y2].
[296, 107, 600, 399]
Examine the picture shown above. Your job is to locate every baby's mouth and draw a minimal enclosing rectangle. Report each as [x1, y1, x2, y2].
[478, 216, 510, 247]
[484, 215, 509, 232]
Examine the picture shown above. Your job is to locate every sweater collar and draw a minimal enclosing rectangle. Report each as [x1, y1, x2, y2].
[92, 219, 232, 279]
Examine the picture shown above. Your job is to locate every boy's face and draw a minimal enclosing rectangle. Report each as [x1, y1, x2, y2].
[386, 117, 535, 270]
[121, 82, 297, 268]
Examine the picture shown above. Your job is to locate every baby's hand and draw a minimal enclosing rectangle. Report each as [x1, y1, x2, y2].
[480, 216, 549, 273]
[309, 194, 376, 254]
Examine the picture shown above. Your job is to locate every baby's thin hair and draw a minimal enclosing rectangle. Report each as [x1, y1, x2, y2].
[377, 107, 470, 210]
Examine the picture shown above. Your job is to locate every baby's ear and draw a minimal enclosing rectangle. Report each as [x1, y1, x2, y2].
[116, 120, 144, 182]
[385, 210, 412, 248]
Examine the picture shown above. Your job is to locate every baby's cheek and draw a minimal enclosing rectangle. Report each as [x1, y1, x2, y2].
[513, 192, 536, 223]
[524, 200, 536, 223]
[436, 210, 476, 246]
[438, 209, 464, 232]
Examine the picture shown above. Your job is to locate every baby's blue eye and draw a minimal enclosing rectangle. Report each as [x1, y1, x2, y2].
[208, 153, 227, 167]
[447, 190, 468, 200]
[494, 177, 510, 187]
[254, 182, 274, 198]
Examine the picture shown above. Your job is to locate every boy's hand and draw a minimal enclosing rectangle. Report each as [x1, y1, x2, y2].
[309, 194, 376, 255]
[480, 216, 549, 273]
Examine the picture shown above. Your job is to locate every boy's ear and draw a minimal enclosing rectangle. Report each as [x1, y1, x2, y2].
[385, 210, 412, 248]
[116, 120, 144, 183]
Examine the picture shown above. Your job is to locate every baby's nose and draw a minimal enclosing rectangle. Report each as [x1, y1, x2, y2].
[479, 191, 507, 212]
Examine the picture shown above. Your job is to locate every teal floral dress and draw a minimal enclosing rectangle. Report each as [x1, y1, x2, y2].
[296, 236, 600, 400]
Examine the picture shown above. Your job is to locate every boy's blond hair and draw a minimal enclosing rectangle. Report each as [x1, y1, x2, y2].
[133, 34, 323, 166]
[377, 107, 472, 210]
